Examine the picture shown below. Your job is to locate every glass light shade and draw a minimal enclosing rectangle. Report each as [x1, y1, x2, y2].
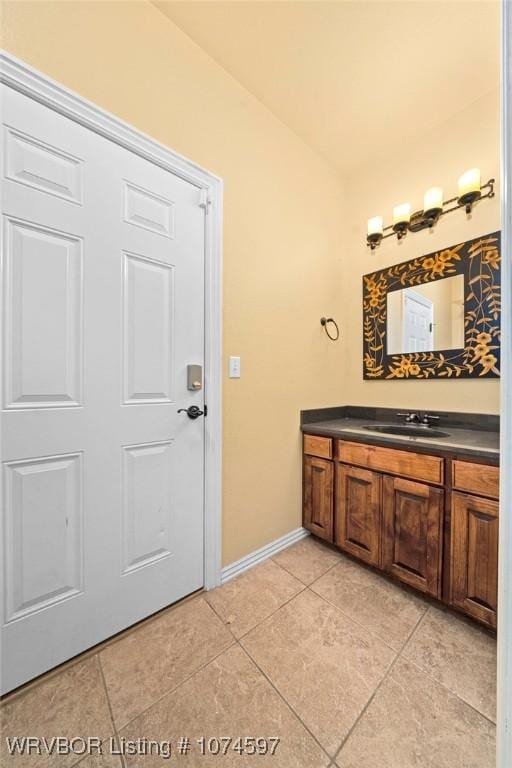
[393, 203, 411, 226]
[458, 168, 481, 198]
[424, 187, 443, 212]
[367, 216, 383, 236]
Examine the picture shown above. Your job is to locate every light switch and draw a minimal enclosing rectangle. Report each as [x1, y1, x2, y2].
[229, 356, 241, 378]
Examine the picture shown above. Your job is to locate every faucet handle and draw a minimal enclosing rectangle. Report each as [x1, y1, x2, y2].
[420, 413, 441, 425]
[397, 412, 419, 423]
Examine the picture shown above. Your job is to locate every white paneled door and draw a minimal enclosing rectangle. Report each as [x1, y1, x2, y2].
[1, 86, 206, 693]
[402, 290, 434, 353]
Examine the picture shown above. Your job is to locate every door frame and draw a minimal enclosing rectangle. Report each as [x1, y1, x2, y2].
[498, 2, 512, 765]
[0, 50, 223, 590]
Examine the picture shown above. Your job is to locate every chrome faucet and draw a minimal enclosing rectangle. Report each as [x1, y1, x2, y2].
[397, 411, 420, 424]
[397, 411, 441, 427]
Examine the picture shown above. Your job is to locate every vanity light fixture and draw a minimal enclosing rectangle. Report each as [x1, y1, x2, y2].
[367, 170, 495, 250]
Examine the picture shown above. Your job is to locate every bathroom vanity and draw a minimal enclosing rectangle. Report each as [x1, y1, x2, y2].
[301, 408, 500, 629]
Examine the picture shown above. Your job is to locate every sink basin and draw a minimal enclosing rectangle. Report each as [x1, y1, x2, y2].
[363, 424, 450, 438]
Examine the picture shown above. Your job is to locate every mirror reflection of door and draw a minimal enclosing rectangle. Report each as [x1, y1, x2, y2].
[386, 274, 465, 355]
[402, 289, 434, 352]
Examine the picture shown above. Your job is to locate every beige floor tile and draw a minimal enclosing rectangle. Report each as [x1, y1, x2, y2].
[205, 559, 303, 638]
[336, 658, 495, 768]
[403, 605, 497, 721]
[0, 657, 114, 768]
[241, 589, 395, 756]
[120, 645, 329, 767]
[273, 537, 342, 586]
[312, 556, 427, 650]
[100, 597, 233, 728]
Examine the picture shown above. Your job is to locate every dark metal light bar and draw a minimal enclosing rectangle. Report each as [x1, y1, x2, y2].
[366, 177, 495, 250]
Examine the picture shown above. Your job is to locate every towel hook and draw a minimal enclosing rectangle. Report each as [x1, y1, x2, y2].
[320, 316, 340, 341]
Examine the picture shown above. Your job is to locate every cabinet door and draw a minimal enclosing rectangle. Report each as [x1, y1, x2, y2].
[382, 476, 443, 597]
[335, 464, 382, 566]
[451, 492, 498, 628]
[303, 456, 333, 542]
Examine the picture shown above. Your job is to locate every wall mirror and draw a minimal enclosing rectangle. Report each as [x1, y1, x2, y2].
[363, 231, 501, 379]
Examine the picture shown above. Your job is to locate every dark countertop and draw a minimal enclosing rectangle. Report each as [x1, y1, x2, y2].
[301, 407, 499, 463]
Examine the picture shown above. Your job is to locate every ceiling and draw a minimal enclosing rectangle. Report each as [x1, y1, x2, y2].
[153, 1, 500, 175]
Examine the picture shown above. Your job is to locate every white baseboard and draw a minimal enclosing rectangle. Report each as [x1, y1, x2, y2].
[220, 527, 310, 585]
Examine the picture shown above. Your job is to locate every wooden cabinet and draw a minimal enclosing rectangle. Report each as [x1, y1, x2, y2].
[302, 435, 499, 628]
[303, 455, 333, 542]
[451, 492, 499, 628]
[335, 464, 382, 566]
[382, 476, 443, 597]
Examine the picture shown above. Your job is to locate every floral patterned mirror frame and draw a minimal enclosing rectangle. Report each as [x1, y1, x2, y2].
[362, 231, 501, 380]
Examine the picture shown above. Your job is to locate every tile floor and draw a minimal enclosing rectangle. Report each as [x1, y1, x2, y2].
[1, 536, 497, 767]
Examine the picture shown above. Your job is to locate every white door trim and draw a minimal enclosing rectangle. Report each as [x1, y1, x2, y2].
[0, 50, 223, 590]
[498, 2, 512, 765]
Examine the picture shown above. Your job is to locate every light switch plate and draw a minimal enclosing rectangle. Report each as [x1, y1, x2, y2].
[229, 356, 241, 378]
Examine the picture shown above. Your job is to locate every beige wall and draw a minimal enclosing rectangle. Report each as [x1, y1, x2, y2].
[1, 0, 346, 565]
[343, 90, 501, 414]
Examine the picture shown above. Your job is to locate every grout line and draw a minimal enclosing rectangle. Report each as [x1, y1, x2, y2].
[207, 551, 347, 645]
[272, 553, 342, 589]
[268, 556, 308, 584]
[399, 654, 498, 727]
[238, 641, 333, 763]
[67, 655, 126, 768]
[203, 593, 239, 641]
[333, 653, 402, 762]
[96, 655, 126, 768]
[268, 555, 305, 579]
[234, 584, 309, 642]
[114, 636, 237, 733]
[398, 603, 430, 658]
[307, 560, 343, 588]
[307, 584, 428, 655]
[397, 597, 433, 655]
[204, 558, 310, 642]
[332, 600, 427, 764]
[397, 605, 497, 725]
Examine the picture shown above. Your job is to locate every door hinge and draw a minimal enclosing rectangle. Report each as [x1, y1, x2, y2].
[199, 188, 211, 212]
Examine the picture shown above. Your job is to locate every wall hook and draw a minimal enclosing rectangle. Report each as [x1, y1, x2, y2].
[320, 316, 340, 341]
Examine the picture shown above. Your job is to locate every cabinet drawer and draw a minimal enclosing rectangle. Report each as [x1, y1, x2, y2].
[304, 434, 332, 459]
[452, 460, 499, 500]
[337, 440, 444, 485]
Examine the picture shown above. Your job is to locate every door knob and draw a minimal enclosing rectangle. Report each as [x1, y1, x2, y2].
[178, 405, 205, 420]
